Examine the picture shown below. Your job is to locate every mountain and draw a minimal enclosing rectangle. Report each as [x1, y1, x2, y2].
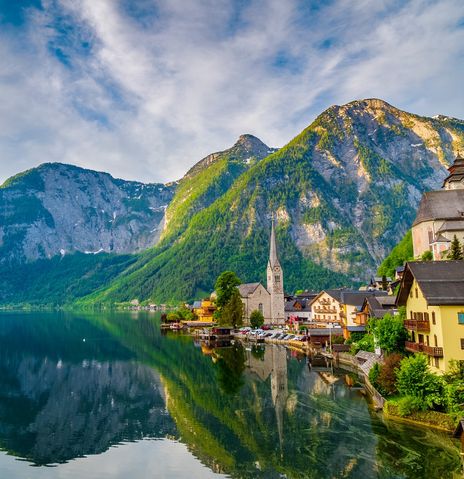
[80, 98, 464, 304]
[0, 163, 175, 265]
[162, 134, 276, 241]
[2, 98, 464, 306]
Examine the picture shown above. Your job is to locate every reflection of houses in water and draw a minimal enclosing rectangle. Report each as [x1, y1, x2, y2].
[246, 346, 288, 452]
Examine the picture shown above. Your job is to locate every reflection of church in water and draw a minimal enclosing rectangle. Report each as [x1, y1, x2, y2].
[245, 346, 288, 451]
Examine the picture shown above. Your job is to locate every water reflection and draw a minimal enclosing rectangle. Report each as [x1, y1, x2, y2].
[0, 311, 461, 479]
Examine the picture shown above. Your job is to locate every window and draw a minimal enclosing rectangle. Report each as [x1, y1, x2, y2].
[432, 312, 436, 325]
[424, 312, 429, 321]
[275, 275, 280, 283]
[415, 288, 418, 298]
[458, 313, 464, 325]
[434, 334, 438, 347]
[461, 338, 464, 350]
[258, 303, 263, 314]
[426, 336, 430, 346]
[410, 311, 413, 320]
[434, 357, 440, 369]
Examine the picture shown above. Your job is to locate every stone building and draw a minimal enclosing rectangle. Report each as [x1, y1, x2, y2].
[412, 154, 464, 259]
[239, 219, 285, 325]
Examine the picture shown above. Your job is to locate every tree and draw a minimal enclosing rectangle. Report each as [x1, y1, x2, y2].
[370, 314, 408, 354]
[421, 250, 433, 261]
[377, 353, 403, 396]
[215, 271, 241, 308]
[396, 354, 445, 410]
[448, 235, 463, 260]
[250, 310, 264, 329]
[220, 289, 243, 329]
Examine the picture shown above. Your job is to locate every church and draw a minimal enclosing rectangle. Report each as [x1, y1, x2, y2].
[412, 153, 464, 259]
[238, 219, 286, 325]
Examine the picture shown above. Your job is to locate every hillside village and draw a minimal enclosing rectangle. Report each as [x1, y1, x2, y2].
[187, 153, 464, 378]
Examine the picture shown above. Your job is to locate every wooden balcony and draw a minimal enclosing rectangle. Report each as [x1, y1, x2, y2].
[405, 341, 443, 357]
[404, 319, 430, 332]
[314, 307, 337, 314]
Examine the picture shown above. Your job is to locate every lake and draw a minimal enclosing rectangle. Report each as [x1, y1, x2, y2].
[0, 311, 461, 478]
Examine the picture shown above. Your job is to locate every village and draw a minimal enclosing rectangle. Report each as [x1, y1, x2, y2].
[155, 153, 464, 437]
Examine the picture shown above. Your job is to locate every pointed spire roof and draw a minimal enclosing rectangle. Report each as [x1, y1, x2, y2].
[443, 152, 464, 189]
[269, 214, 281, 268]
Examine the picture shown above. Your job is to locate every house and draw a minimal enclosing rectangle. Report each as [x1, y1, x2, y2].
[285, 298, 312, 323]
[239, 218, 285, 325]
[368, 276, 393, 292]
[310, 289, 389, 338]
[396, 261, 464, 373]
[355, 295, 398, 328]
[193, 297, 216, 322]
[412, 154, 464, 259]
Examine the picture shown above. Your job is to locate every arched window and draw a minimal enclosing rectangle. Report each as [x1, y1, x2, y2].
[259, 303, 263, 313]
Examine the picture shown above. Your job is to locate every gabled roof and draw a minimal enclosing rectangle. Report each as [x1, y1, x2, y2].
[397, 261, 464, 306]
[238, 282, 263, 297]
[431, 233, 451, 243]
[413, 190, 464, 226]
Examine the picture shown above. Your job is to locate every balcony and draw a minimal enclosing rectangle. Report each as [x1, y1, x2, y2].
[314, 307, 337, 314]
[404, 319, 430, 332]
[405, 341, 443, 357]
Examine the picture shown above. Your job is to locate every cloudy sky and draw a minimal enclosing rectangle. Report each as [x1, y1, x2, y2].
[0, 0, 463, 184]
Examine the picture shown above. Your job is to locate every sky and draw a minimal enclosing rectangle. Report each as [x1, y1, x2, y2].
[0, 0, 463, 185]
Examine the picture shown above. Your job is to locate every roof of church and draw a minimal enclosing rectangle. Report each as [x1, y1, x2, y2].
[238, 282, 262, 297]
[437, 220, 464, 233]
[413, 190, 464, 226]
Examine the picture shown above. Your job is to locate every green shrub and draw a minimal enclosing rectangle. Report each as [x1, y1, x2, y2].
[396, 354, 445, 410]
[369, 362, 381, 389]
[397, 396, 425, 416]
[370, 314, 408, 354]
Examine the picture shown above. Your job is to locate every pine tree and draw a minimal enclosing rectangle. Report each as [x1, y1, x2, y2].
[448, 235, 463, 260]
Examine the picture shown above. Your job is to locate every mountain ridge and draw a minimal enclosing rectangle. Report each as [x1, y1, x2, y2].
[1, 98, 463, 305]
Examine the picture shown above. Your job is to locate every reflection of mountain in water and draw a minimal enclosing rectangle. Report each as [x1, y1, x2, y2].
[0, 313, 175, 465]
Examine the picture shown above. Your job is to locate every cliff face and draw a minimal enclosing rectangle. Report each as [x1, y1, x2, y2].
[85, 99, 464, 302]
[0, 163, 175, 265]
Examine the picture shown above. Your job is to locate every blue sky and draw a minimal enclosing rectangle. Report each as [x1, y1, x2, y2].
[0, 0, 463, 184]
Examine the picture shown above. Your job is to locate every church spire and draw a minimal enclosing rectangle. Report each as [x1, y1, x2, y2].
[269, 214, 280, 268]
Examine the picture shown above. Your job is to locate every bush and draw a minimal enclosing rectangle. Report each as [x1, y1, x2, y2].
[350, 333, 374, 354]
[396, 354, 445, 410]
[369, 362, 381, 389]
[396, 396, 424, 416]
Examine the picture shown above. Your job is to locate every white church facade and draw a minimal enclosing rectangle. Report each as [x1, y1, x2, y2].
[238, 219, 285, 325]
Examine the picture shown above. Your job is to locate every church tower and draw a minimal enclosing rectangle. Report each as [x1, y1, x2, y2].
[267, 216, 285, 324]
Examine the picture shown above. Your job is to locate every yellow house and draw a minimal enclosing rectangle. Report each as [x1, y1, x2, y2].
[397, 261, 464, 373]
[193, 297, 217, 322]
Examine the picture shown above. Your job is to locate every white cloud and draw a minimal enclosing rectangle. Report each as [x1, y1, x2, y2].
[0, 0, 463, 185]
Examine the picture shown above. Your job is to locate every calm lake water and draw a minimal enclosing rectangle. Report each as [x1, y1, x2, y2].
[0, 311, 461, 479]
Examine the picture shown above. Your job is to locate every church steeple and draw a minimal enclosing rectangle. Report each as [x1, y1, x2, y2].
[267, 214, 285, 324]
[269, 215, 281, 269]
[443, 152, 464, 190]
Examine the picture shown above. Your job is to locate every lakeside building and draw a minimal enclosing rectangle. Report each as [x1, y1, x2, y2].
[310, 289, 389, 338]
[239, 219, 285, 325]
[355, 295, 398, 327]
[396, 261, 464, 373]
[193, 297, 217, 322]
[412, 154, 464, 259]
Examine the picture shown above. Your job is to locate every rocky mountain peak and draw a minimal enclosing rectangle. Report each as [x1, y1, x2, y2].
[231, 134, 275, 157]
